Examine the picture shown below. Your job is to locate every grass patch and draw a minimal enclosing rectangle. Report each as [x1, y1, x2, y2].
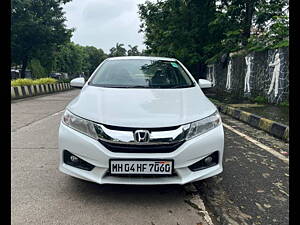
[279, 101, 289, 107]
[11, 78, 58, 87]
[252, 96, 268, 104]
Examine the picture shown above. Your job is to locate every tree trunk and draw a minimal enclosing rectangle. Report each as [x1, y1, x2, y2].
[189, 62, 206, 80]
[20, 56, 28, 78]
[198, 62, 207, 79]
[242, 0, 256, 46]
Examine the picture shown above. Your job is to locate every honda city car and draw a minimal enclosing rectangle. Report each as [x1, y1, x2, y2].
[58, 56, 224, 185]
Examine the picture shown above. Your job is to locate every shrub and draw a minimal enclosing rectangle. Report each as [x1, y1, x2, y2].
[32, 78, 57, 85]
[252, 96, 268, 104]
[279, 101, 289, 107]
[29, 59, 46, 78]
[58, 78, 71, 83]
[11, 78, 34, 86]
[11, 78, 58, 87]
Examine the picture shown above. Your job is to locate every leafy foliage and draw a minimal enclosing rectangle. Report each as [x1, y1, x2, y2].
[11, 78, 58, 86]
[57, 78, 72, 83]
[10, 0, 147, 79]
[53, 42, 107, 77]
[109, 43, 127, 57]
[127, 45, 141, 56]
[252, 96, 268, 104]
[138, 0, 229, 76]
[138, 0, 289, 69]
[54, 42, 86, 76]
[11, 0, 73, 78]
[279, 100, 289, 107]
[11, 0, 288, 81]
[84, 46, 107, 75]
[29, 58, 46, 79]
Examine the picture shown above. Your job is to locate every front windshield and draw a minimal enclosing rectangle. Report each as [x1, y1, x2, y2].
[89, 59, 194, 88]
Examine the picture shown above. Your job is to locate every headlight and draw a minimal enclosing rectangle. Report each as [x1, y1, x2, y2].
[186, 111, 221, 140]
[62, 110, 98, 139]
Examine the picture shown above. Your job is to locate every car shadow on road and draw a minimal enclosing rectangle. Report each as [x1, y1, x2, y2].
[48, 176, 206, 225]
[63, 176, 189, 206]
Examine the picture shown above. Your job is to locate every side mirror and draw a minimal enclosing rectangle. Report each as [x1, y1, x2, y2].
[70, 77, 85, 89]
[198, 79, 212, 89]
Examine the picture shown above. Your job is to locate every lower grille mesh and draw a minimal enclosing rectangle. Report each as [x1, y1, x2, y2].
[104, 171, 178, 178]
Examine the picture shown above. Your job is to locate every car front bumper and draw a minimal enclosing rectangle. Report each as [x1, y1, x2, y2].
[58, 123, 224, 185]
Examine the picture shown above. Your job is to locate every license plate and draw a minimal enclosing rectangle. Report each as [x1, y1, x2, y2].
[110, 160, 173, 175]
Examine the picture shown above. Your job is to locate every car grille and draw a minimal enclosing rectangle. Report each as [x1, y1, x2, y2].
[94, 123, 190, 148]
[99, 140, 185, 153]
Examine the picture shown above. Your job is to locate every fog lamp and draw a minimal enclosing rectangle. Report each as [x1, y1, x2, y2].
[204, 156, 213, 165]
[70, 155, 79, 163]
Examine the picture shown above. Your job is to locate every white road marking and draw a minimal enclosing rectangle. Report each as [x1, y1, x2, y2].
[222, 123, 289, 164]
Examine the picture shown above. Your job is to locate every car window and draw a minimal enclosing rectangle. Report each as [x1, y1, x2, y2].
[89, 59, 194, 88]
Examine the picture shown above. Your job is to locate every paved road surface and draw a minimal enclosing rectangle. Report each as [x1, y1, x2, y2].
[11, 90, 289, 225]
[194, 114, 289, 225]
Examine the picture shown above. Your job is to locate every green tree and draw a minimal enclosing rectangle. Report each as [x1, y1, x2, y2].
[54, 42, 86, 75]
[53, 43, 107, 77]
[109, 43, 127, 57]
[208, 0, 288, 53]
[33, 47, 57, 76]
[138, 0, 219, 76]
[138, 0, 288, 72]
[83, 46, 107, 76]
[28, 58, 46, 78]
[11, 0, 73, 78]
[127, 45, 141, 56]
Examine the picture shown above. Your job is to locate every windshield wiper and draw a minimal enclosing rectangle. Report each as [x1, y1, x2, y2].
[116, 85, 149, 88]
[170, 85, 193, 88]
[155, 84, 194, 88]
[106, 85, 149, 88]
[129, 85, 149, 88]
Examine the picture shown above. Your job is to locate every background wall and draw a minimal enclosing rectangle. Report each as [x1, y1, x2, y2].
[206, 46, 289, 104]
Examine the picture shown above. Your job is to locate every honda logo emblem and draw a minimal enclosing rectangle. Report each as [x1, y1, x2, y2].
[134, 130, 150, 143]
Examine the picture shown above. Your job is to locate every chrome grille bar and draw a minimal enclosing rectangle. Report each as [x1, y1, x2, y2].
[94, 123, 190, 145]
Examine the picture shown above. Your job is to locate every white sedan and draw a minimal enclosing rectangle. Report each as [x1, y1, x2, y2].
[58, 56, 224, 185]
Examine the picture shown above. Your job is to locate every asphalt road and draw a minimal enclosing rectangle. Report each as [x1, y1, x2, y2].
[11, 90, 289, 225]
[194, 114, 289, 225]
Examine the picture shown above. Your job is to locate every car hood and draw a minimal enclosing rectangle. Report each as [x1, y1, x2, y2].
[67, 85, 217, 128]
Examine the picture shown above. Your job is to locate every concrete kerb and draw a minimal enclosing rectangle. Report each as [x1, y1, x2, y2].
[11, 82, 72, 100]
[215, 102, 289, 142]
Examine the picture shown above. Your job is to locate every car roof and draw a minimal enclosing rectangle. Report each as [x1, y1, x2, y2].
[106, 56, 177, 62]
